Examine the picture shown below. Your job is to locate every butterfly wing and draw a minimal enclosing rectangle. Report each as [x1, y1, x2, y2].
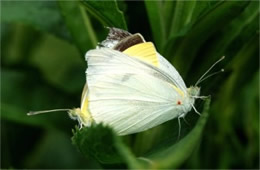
[86, 48, 186, 135]
[157, 53, 187, 93]
[80, 83, 89, 115]
[122, 42, 187, 93]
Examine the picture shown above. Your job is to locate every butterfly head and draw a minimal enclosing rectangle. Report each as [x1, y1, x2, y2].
[187, 86, 200, 98]
[68, 108, 93, 128]
[68, 108, 81, 120]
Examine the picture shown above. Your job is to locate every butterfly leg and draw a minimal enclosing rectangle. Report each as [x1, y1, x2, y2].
[191, 104, 201, 116]
[193, 95, 210, 100]
[182, 116, 190, 126]
[177, 113, 186, 140]
[79, 122, 83, 129]
[177, 116, 182, 140]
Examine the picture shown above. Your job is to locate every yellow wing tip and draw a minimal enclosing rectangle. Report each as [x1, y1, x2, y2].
[123, 42, 159, 67]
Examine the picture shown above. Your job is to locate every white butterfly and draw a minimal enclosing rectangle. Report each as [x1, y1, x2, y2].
[28, 28, 224, 136]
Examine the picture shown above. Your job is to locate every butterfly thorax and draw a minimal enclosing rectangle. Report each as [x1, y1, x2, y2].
[187, 86, 200, 97]
[187, 86, 200, 109]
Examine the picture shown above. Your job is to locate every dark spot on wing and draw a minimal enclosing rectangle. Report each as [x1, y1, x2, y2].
[121, 74, 134, 82]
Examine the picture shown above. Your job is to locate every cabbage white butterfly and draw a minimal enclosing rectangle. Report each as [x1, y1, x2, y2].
[28, 28, 224, 136]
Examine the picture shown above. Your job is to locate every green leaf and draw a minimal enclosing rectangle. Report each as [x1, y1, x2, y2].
[170, 1, 250, 77]
[162, 1, 176, 34]
[145, 98, 211, 168]
[1, 102, 52, 128]
[208, 34, 258, 168]
[28, 33, 85, 94]
[58, 1, 97, 55]
[1, 1, 71, 41]
[23, 130, 92, 169]
[72, 125, 122, 164]
[225, 34, 258, 97]
[1, 69, 76, 130]
[1, 24, 40, 65]
[187, 1, 259, 85]
[169, 1, 197, 38]
[72, 124, 143, 169]
[214, 32, 258, 124]
[81, 0, 127, 30]
[144, 1, 166, 51]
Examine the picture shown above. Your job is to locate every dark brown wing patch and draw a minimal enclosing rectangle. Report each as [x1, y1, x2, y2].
[114, 33, 145, 51]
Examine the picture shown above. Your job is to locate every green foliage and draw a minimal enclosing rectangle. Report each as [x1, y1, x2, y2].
[1, 1, 71, 41]
[58, 1, 97, 55]
[1, 0, 259, 169]
[72, 124, 144, 169]
[144, 1, 167, 51]
[81, 0, 127, 30]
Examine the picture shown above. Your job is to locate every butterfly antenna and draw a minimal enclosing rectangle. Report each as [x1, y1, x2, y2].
[177, 116, 182, 140]
[27, 109, 71, 116]
[195, 56, 225, 86]
[197, 69, 224, 85]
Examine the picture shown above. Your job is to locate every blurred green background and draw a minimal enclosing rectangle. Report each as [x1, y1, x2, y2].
[1, 0, 259, 169]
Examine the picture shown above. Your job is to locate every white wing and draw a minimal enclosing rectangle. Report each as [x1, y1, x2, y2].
[85, 49, 187, 135]
[157, 53, 187, 93]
